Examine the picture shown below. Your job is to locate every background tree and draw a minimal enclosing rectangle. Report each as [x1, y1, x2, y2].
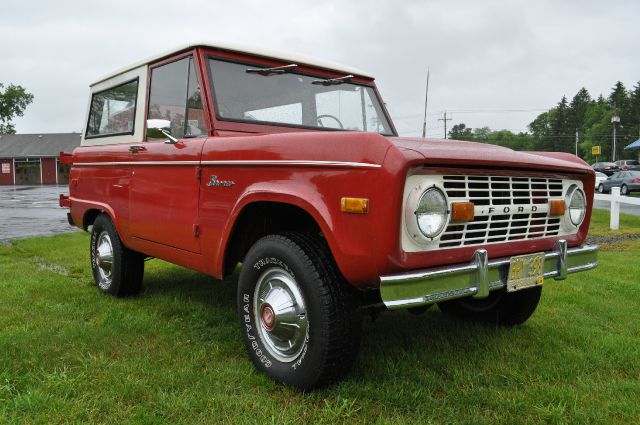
[0, 83, 34, 134]
[629, 81, 640, 142]
[442, 79, 640, 163]
[568, 87, 592, 157]
[448, 123, 473, 140]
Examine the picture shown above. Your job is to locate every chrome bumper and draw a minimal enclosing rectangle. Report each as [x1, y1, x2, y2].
[380, 240, 598, 310]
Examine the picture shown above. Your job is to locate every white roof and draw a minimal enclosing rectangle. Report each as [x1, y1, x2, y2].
[91, 41, 374, 86]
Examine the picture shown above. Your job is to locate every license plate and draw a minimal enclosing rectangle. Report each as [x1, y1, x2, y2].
[507, 252, 545, 292]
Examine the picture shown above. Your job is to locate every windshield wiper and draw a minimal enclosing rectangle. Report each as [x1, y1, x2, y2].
[311, 74, 354, 86]
[246, 64, 298, 76]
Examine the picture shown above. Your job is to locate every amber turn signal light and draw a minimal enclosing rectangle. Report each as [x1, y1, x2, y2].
[549, 199, 566, 216]
[451, 202, 475, 223]
[341, 197, 369, 214]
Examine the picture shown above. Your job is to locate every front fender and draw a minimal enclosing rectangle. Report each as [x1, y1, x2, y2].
[212, 179, 384, 287]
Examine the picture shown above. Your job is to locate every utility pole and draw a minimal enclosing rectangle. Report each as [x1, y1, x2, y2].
[611, 115, 620, 161]
[438, 111, 452, 139]
[575, 128, 579, 156]
[421, 69, 430, 139]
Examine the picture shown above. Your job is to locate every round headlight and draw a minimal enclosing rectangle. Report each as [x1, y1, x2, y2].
[415, 187, 448, 238]
[567, 185, 586, 226]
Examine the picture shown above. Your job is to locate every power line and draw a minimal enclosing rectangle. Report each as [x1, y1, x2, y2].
[392, 108, 549, 121]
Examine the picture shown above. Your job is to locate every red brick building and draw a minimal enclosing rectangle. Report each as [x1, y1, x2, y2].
[0, 133, 81, 185]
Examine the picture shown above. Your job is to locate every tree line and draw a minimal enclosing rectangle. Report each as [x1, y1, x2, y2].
[448, 81, 640, 163]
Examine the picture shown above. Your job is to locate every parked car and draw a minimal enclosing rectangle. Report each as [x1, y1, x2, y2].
[595, 172, 607, 189]
[597, 170, 640, 195]
[592, 162, 620, 176]
[615, 159, 640, 171]
[60, 42, 598, 390]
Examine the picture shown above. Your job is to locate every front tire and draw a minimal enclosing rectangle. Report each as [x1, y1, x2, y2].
[90, 213, 145, 296]
[621, 184, 629, 196]
[237, 233, 361, 390]
[598, 183, 605, 193]
[438, 286, 542, 326]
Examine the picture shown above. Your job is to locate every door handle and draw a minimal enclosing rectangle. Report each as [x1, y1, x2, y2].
[129, 145, 147, 153]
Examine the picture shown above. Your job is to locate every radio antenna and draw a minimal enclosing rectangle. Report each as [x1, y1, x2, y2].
[421, 69, 430, 138]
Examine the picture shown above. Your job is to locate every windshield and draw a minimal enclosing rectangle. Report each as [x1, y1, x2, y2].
[208, 58, 394, 136]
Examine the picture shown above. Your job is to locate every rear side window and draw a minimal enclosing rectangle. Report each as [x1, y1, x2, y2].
[85, 79, 138, 138]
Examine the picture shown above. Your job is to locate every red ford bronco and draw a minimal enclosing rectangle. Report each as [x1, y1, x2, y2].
[61, 42, 598, 389]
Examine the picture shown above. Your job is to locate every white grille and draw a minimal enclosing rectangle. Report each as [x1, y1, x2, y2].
[439, 175, 564, 248]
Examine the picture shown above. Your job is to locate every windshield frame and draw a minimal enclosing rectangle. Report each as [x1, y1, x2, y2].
[205, 55, 398, 136]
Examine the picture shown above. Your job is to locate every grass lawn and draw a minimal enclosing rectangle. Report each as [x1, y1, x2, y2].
[1, 211, 639, 424]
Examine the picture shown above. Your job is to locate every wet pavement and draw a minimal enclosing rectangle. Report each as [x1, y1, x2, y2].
[0, 185, 80, 241]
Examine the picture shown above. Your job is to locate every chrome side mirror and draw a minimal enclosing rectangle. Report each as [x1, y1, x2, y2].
[147, 119, 179, 144]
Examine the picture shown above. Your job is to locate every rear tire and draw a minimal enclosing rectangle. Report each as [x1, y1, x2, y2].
[90, 213, 145, 296]
[438, 286, 542, 326]
[237, 233, 361, 390]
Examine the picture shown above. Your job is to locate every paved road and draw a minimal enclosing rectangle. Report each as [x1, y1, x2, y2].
[594, 199, 640, 216]
[0, 185, 79, 241]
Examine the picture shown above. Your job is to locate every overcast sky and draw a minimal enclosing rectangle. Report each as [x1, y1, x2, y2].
[2, 0, 638, 138]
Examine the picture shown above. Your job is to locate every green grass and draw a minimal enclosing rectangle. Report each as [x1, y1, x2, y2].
[1, 212, 639, 424]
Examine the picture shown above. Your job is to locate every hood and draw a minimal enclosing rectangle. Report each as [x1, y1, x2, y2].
[387, 137, 593, 174]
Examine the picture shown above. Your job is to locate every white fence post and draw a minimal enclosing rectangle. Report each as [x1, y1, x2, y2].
[610, 187, 620, 230]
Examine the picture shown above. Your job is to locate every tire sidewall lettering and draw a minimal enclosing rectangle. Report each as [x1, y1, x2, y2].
[252, 256, 295, 279]
[243, 255, 310, 371]
[243, 290, 273, 369]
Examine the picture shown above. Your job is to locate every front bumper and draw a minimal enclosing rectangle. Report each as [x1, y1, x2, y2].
[380, 240, 598, 310]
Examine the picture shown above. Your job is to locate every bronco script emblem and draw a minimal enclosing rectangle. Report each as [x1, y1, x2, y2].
[206, 175, 235, 187]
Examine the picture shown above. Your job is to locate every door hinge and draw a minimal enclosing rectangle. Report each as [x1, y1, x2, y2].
[193, 224, 200, 238]
[195, 166, 202, 180]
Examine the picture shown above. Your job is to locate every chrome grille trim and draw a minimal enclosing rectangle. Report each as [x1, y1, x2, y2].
[440, 175, 564, 248]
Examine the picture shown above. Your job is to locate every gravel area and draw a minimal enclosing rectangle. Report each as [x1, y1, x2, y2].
[586, 234, 640, 251]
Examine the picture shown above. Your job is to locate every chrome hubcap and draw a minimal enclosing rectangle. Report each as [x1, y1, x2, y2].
[96, 231, 114, 288]
[253, 267, 308, 362]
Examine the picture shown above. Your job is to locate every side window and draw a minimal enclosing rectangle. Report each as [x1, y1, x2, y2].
[86, 79, 138, 138]
[147, 56, 206, 141]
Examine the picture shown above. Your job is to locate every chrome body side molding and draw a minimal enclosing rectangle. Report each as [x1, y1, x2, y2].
[73, 160, 381, 168]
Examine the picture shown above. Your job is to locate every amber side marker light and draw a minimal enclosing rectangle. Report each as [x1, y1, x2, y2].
[549, 199, 567, 216]
[341, 197, 369, 214]
[451, 202, 475, 223]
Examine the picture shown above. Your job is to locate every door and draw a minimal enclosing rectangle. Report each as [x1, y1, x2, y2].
[14, 158, 41, 185]
[130, 55, 209, 253]
[606, 172, 624, 191]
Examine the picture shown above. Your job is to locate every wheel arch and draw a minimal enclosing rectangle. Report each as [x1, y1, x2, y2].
[218, 194, 338, 278]
[79, 202, 123, 236]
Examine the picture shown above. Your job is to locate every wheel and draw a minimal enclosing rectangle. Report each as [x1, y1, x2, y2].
[598, 183, 605, 193]
[237, 233, 361, 390]
[438, 286, 542, 326]
[621, 184, 628, 196]
[90, 213, 145, 296]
